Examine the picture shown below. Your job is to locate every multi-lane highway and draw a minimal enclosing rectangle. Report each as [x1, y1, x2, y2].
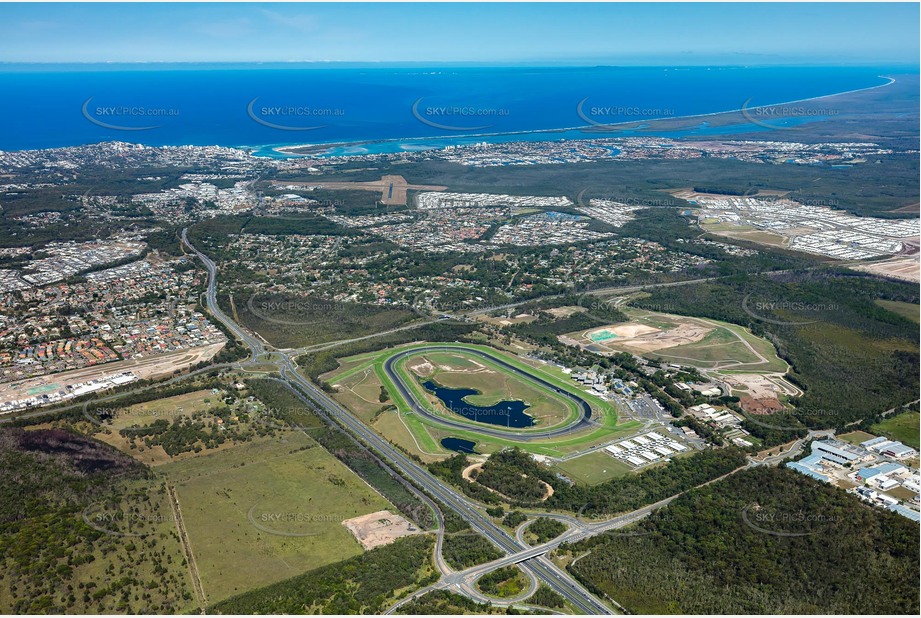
[181, 229, 266, 361]
[181, 229, 616, 615]
[278, 358, 614, 614]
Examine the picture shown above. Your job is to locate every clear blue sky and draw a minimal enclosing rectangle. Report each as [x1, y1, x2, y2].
[0, 2, 917, 65]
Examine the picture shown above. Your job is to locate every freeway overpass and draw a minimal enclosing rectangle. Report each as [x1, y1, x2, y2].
[182, 229, 616, 615]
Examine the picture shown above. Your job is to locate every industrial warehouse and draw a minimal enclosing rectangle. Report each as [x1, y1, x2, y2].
[786, 437, 920, 522]
[603, 431, 689, 468]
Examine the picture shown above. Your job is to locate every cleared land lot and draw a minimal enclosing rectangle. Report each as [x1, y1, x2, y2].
[870, 412, 920, 450]
[553, 450, 634, 485]
[561, 307, 788, 373]
[342, 509, 423, 550]
[160, 432, 393, 604]
[875, 299, 920, 323]
[837, 430, 877, 446]
[852, 257, 921, 283]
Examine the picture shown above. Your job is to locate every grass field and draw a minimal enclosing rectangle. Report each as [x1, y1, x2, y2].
[323, 342, 642, 461]
[553, 450, 634, 485]
[875, 300, 920, 324]
[838, 430, 877, 446]
[870, 412, 920, 450]
[160, 432, 394, 604]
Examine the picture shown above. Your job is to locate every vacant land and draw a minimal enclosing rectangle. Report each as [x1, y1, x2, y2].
[562, 306, 788, 374]
[870, 412, 920, 449]
[160, 432, 393, 604]
[553, 450, 634, 485]
[221, 291, 417, 349]
[342, 510, 423, 550]
[876, 299, 921, 323]
[838, 430, 877, 446]
[853, 258, 921, 284]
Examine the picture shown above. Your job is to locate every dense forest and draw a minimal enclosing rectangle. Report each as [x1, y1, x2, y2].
[562, 466, 920, 614]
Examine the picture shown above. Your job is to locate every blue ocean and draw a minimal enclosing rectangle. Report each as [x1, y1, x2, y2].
[0, 65, 896, 154]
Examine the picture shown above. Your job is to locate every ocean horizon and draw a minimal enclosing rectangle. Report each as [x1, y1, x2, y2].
[0, 65, 899, 153]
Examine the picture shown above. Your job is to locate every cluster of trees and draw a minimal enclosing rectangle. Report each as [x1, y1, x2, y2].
[476, 566, 527, 598]
[501, 511, 528, 528]
[121, 413, 265, 456]
[475, 450, 550, 504]
[529, 585, 566, 609]
[526, 518, 567, 544]
[441, 532, 503, 571]
[428, 454, 502, 505]
[432, 447, 747, 518]
[563, 466, 920, 615]
[211, 535, 435, 614]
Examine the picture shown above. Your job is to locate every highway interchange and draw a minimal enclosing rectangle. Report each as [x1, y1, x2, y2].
[180, 229, 620, 614]
[2, 230, 771, 614]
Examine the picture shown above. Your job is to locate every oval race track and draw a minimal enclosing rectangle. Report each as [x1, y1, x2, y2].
[383, 345, 596, 441]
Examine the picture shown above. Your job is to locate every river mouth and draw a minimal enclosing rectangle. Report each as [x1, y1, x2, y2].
[421, 379, 535, 428]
